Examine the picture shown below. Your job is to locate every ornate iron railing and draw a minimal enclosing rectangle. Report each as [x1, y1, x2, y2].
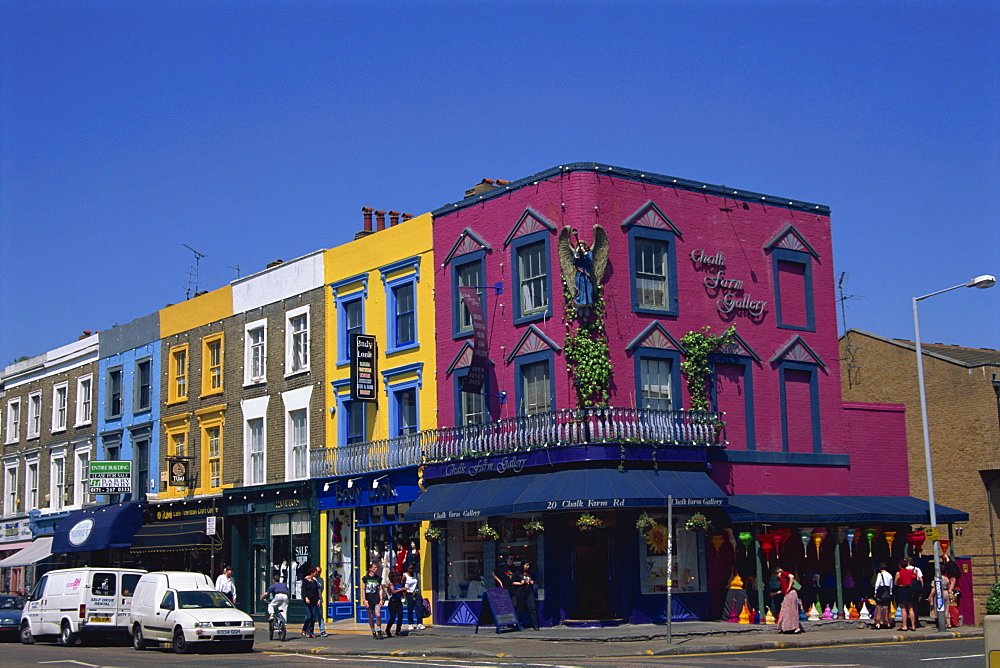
[310, 407, 723, 478]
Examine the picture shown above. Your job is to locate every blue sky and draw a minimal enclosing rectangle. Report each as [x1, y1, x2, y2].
[2, 1, 997, 365]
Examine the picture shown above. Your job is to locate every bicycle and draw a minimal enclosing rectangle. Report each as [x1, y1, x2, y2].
[263, 593, 289, 642]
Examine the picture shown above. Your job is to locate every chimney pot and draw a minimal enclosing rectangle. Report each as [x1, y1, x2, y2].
[389, 211, 400, 226]
[375, 210, 386, 231]
[362, 207, 373, 232]
[401, 213, 413, 221]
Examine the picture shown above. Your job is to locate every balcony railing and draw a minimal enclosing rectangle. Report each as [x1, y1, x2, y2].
[310, 407, 723, 478]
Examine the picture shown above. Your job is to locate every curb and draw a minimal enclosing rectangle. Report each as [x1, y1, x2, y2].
[652, 629, 983, 656]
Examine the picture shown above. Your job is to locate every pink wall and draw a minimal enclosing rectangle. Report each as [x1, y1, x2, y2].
[840, 402, 910, 495]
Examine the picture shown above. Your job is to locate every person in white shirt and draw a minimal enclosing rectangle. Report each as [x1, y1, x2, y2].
[404, 563, 423, 630]
[215, 565, 237, 604]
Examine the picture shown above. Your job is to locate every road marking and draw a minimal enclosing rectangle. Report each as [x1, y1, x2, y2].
[920, 655, 984, 661]
[38, 662, 101, 667]
[767, 664, 860, 668]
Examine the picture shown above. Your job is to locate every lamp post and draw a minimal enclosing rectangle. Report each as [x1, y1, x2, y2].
[913, 274, 996, 632]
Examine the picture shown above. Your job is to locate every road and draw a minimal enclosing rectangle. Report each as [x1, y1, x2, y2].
[0, 636, 986, 667]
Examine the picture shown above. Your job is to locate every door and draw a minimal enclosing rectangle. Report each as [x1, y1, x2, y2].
[40, 572, 68, 634]
[572, 530, 614, 619]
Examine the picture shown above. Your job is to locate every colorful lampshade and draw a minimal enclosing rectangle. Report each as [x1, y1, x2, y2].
[938, 539, 951, 555]
[907, 530, 926, 555]
[811, 528, 828, 560]
[710, 533, 726, 554]
[771, 530, 784, 560]
[845, 528, 857, 556]
[799, 528, 812, 556]
[757, 533, 775, 562]
[865, 528, 877, 557]
[884, 530, 897, 556]
[738, 531, 754, 552]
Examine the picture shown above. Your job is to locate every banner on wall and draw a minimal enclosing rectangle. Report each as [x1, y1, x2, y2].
[458, 287, 489, 395]
[351, 333, 378, 402]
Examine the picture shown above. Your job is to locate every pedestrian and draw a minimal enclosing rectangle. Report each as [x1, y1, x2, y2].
[513, 559, 539, 630]
[312, 567, 329, 637]
[492, 553, 515, 590]
[301, 569, 321, 638]
[775, 569, 803, 634]
[363, 562, 386, 639]
[404, 562, 424, 630]
[384, 570, 406, 638]
[940, 554, 962, 628]
[894, 557, 921, 631]
[872, 562, 893, 629]
[215, 565, 236, 604]
[767, 567, 783, 619]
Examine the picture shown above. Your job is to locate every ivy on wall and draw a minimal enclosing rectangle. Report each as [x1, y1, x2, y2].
[563, 285, 612, 407]
[680, 325, 736, 411]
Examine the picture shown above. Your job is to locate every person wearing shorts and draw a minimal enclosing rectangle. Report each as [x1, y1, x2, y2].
[363, 563, 385, 639]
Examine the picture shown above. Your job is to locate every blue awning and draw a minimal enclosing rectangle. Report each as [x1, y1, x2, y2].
[52, 502, 145, 554]
[405, 469, 726, 522]
[726, 495, 969, 524]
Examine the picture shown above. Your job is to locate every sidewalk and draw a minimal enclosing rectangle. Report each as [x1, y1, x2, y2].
[252, 617, 983, 659]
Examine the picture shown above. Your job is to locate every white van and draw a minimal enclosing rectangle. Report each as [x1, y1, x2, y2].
[20, 567, 146, 646]
[129, 571, 255, 653]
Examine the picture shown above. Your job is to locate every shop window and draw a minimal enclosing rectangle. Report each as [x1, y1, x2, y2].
[511, 233, 551, 324]
[640, 513, 706, 594]
[452, 253, 485, 338]
[270, 512, 312, 599]
[202, 334, 224, 395]
[327, 510, 354, 605]
[440, 517, 544, 602]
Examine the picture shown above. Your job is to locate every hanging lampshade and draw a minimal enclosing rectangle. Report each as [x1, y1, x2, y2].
[865, 528, 877, 557]
[884, 530, 897, 557]
[907, 530, 926, 555]
[811, 528, 828, 560]
[710, 533, 726, 554]
[938, 539, 951, 555]
[771, 530, 784, 561]
[845, 528, 857, 556]
[756, 533, 775, 563]
[738, 531, 754, 553]
[799, 528, 812, 556]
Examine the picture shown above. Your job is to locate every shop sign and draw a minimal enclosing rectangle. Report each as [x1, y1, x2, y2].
[318, 471, 419, 510]
[351, 334, 378, 402]
[89, 460, 132, 495]
[154, 504, 219, 520]
[690, 249, 767, 318]
[443, 455, 528, 479]
[333, 478, 396, 506]
[68, 518, 95, 546]
[671, 497, 725, 507]
[167, 458, 190, 486]
[1, 519, 32, 542]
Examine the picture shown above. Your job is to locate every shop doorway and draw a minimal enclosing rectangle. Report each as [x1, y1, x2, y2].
[572, 529, 614, 619]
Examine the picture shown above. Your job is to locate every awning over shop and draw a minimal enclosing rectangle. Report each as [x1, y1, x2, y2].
[726, 495, 969, 524]
[405, 469, 726, 522]
[130, 518, 222, 553]
[0, 537, 54, 567]
[52, 502, 145, 554]
[0, 541, 34, 554]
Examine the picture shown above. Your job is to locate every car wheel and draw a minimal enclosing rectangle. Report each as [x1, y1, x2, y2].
[58, 621, 78, 647]
[19, 622, 34, 645]
[132, 624, 148, 650]
[172, 628, 190, 654]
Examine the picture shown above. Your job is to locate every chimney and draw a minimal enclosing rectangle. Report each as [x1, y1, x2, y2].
[401, 212, 413, 221]
[375, 210, 386, 231]
[465, 178, 503, 198]
[389, 211, 400, 227]
[362, 207, 373, 232]
[267, 259, 284, 269]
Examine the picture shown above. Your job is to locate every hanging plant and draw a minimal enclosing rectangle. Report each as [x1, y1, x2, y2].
[477, 523, 499, 541]
[424, 527, 443, 541]
[523, 519, 544, 534]
[635, 512, 657, 534]
[685, 513, 712, 532]
[577, 512, 604, 530]
[680, 326, 737, 411]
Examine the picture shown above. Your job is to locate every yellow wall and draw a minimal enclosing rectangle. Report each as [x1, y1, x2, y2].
[160, 285, 233, 338]
[324, 213, 437, 447]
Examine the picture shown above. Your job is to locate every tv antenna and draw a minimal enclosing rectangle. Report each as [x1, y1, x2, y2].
[183, 244, 206, 299]
[226, 264, 242, 279]
[837, 272, 864, 388]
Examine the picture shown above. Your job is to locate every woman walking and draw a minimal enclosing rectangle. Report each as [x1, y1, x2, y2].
[872, 562, 893, 629]
[775, 568, 803, 634]
[894, 557, 920, 631]
[385, 571, 406, 638]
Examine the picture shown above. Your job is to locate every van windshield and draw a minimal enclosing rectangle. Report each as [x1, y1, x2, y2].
[176, 590, 235, 609]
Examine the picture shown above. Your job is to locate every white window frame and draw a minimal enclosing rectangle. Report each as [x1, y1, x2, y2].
[52, 382, 69, 433]
[25, 456, 39, 511]
[26, 392, 42, 439]
[244, 319, 268, 386]
[281, 386, 313, 482]
[50, 450, 66, 512]
[4, 399, 20, 444]
[73, 445, 92, 509]
[241, 396, 269, 487]
[4, 462, 18, 516]
[285, 305, 310, 376]
[75, 375, 93, 427]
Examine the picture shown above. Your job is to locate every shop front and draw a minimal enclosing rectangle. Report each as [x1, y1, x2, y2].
[315, 467, 422, 623]
[223, 481, 317, 620]
[50, 501, 146, 568]
[130, 498, 223, 573]
[0, 518, 38, 593]
[407, 447, 728, 626]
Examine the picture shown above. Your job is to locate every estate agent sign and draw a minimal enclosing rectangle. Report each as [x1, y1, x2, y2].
[89, 460, 132, 496]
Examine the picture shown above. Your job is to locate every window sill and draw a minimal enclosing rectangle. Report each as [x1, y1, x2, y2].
[165, 398, 188, 407]
[513, 310, 551, 327]
[199, 389, 224, 400]
[284, 369, 310, 380]
[243, 379, 267, 388]
[51, 427, 67, 435]
[387, 342, 420, 355]
[776, 323, 816, 332]
[632, 305, 679, 317]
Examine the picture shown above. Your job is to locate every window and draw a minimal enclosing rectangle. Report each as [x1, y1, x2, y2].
[710, 355, 756, 451]
[245, 320, 267, 385]
[511, 235, 550, 323]
[772, 249, 815, 331]
[452, 254, 485, 337]
[380, 258, 420, 352]
[628, 227, 678, 315]
[3, 465, 16, 515]
[27, 392, 41, 439]
[639, 356, 675, 411]
[340, 298, 363, 362]
[779, 363, 821, 453]
[395, 388, 418, 436]
[52, 383, 68, 432]
[51, 455, 66, 510]
[288, 409, 308, 481]
[346, 401, 366, 445]
[169, 345, 189, 402]
[206, 427, 221, 489]
[5, 399, 20, 444]
[107, 368, 123, 418]
[455, 369, 488, 426]
[392, 282, 416, 348]
[26, 459, 38, 511]
[247, 418, 265, 485]
[286, 307, 310, 375]
[134, 359, 152, 412]
[133, 436, 149, 500]
[76, 376, 93, 426]
[202, 334, 224, 394]
[515, 354, 553, 416]
[75, 448, 90, 506]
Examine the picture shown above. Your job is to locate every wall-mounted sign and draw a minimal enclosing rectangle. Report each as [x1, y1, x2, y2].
[690, 249, 767, 318]
[88, 460, 132, 495]
[167, 458, 190, 487]
[351, 333, 378, 402]
[458, 287, 489, 394]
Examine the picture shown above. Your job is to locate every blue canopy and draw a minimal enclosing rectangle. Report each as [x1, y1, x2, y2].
[405, 469, 726, 522]
[725, 495, 969, 524]
[52, 502, 145, 554]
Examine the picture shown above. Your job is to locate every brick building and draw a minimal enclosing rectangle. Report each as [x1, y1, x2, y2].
[840, 328, 1000, 620]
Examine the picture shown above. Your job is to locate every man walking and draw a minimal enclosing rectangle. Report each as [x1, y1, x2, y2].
[215, 565, 236, 604]
[312, 566, 329, 637]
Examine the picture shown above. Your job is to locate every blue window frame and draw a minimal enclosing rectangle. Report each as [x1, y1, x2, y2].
[380, 257, 420, 353]
[778, 361, 821, 453]
[510, 231, 551, 325]
[771, 248, 815, 331]
[633, 348, 682, 411]
[627, 227, 678, 316]
[454, 367, 489, 426]
[382, 363, 423, 438]
[339, 297, 364, 364]
[513, 350, 554, 416]
[451, 251, 486, 339]
[709, 354, 756, 450]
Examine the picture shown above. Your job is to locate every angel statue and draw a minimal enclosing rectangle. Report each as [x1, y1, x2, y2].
[558, 225, 609, 309]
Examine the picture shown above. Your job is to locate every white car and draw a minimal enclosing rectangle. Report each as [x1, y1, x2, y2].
[129, 571, 254, 653]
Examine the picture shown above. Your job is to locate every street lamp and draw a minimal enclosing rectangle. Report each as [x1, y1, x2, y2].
[913, 274, 996, 631]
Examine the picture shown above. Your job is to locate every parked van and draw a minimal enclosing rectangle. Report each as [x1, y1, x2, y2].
[129, 571, 255, 653]
[20, 567, 146, 646]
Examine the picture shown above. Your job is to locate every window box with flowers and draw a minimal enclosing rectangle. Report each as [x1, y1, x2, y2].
[576, 513, 604, 531]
